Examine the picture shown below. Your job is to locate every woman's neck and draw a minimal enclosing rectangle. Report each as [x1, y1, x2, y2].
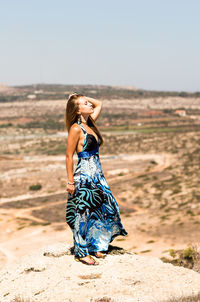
[80, 114, 88, 124]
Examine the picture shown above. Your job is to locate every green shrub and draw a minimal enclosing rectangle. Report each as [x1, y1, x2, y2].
[0, 123, 13, 127]
[29, 183, 42, 191]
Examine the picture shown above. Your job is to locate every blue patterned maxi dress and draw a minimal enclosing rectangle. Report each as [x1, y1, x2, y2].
[66, 121, 128, 258]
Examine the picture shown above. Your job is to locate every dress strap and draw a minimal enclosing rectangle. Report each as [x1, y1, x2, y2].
[76, 121, 88, 152]
[76, 121, 87, 134]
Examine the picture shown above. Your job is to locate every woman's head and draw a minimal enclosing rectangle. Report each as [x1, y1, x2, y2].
[77, 95, 94, 116]
[65, 93, 95, 131]
[64, 92, 104, 145]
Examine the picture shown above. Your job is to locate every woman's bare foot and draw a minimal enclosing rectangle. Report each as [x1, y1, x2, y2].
[94, 251, 106, 258]
[75, 255, 99, 265]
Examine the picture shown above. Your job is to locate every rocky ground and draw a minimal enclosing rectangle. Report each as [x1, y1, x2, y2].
[1, 242, 200, 302]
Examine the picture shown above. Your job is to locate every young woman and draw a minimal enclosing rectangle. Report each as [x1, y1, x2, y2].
[65, 93, 128, 265]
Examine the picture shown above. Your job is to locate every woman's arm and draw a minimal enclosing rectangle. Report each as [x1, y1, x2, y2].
[85, 96, 102, 121]
[66, 124, 81, 194]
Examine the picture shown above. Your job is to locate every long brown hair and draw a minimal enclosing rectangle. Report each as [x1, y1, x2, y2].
[64, 93, 104, 146]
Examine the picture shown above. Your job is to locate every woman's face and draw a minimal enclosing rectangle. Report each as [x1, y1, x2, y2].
[77, 97, 94, 115]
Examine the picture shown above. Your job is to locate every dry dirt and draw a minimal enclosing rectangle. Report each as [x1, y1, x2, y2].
[1, 97, 200, 272]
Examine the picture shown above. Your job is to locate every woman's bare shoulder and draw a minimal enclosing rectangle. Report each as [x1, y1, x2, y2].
[69, 123, 81, 135]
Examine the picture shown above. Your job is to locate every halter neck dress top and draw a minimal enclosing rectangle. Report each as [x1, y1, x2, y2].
[76, 121, 102, 157]
[66, 120, 128, 258]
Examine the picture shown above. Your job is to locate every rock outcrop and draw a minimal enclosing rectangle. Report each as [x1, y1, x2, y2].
[1, 242, 200, 302]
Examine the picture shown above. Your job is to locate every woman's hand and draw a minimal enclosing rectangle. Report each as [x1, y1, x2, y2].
[85, 96, 102, 122]
[66, 183, 75, 195]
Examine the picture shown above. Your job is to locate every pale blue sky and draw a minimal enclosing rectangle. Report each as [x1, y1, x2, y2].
[0, 0, 199, 91]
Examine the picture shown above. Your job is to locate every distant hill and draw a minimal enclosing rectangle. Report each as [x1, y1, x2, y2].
[0, 83, 199, 102]
[0, 83, 18, 93]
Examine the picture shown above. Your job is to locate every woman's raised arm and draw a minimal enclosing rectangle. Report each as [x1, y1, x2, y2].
[85, 96, 102, 121]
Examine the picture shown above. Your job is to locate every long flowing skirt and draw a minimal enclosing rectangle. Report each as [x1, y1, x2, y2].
[66, 150, 128, 258]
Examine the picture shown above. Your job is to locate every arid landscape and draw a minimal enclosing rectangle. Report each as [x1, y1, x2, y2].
[1, 84, 200, 273]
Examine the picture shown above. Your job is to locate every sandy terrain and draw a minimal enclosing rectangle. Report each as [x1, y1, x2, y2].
[1, 96, 200, 275]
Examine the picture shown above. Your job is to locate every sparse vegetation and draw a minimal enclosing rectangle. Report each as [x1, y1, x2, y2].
[140, 249, 152, 253]
[160, 244, 200, 272]
[146, 240, 155, 244]
[29, 183, 42, 191]
[1, 85, 200, 284]
[1, 84, 200, 104]
[18, 119, 64, 130]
